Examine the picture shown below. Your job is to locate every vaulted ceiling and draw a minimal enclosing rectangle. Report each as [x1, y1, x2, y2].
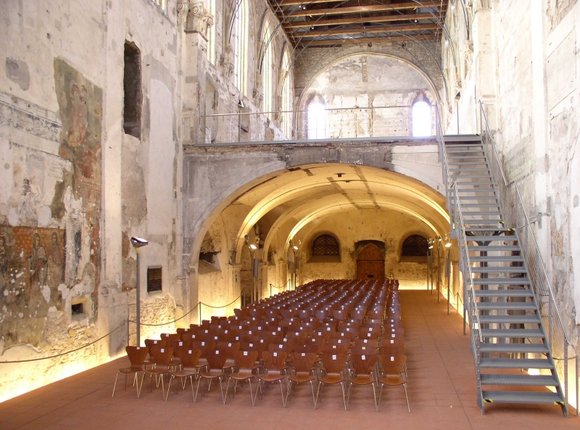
[267, 0, 449, 48]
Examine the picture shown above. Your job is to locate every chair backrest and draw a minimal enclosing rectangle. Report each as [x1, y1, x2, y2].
[150, 347, 174, 366]
[378, 353, 406, 376]
[205, 348, 228, 369]
[351, 353, 378, 375]
[126, 346, 148, 366]
[234, 350, 259, 369]
[320, 352, 348, 374]
[290, 352, 319, 373]
[261, 350, 288, 370]
[179, 348, 202, 368]
[144, 338, 167, 349]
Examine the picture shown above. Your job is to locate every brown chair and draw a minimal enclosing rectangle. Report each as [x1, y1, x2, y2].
[255, 350, 288, 407]
[195, 347, 228, 403]
[144, 346, 175, 400]
[376, 353, 410, 412]
[349, 353, 379, 411]
[285, 352, 319, 408]
[166, 348, 202, 402]
[315, 352, 350, 410]
[224, 350, 260, 405]
[111, 346, 148, 398]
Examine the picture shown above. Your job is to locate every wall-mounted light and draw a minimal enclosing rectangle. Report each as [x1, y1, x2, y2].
[245, 234, 259, 251]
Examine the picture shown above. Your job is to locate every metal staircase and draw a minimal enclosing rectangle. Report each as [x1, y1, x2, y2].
[443, 136, 568, 415]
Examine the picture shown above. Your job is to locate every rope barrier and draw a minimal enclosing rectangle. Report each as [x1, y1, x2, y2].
[0, 324, 124, 364]
[199, 295, 241, 309]
[0, 295, 239, 364]
[127, 301, 200, 327]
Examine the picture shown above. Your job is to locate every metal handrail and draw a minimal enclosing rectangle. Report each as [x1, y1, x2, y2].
[450, 183, 484, 344]
[478, 102, 572, 347]
[435, 112, 483, 344]
[478, 100, 577, 412]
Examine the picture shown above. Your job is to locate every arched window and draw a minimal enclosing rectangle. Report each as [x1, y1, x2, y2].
[262, 22, 273, 115]
[401, 235, 429, 257]
[311, 234, 340, 257]
[281, 49, 293, 138]
[307, 96, 326, 139]
[206, 0, 217, 65]
[411, 94, 432, 137]
[233, 0, 248, 95]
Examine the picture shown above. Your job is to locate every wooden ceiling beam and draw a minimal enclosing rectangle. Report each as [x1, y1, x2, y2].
[279, 1, 443, 18]
[296, 34, 435, 48]
[293, 23, 439, 39]
[283, 12, 438, 29]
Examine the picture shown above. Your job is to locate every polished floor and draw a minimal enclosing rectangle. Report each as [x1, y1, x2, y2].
[0, 290, 577, 430]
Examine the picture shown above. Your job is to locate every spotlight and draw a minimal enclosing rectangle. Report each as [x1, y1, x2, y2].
[130, 236, 149, 248]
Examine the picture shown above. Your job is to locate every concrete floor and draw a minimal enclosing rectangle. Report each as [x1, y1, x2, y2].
[0, 290, 577, 430]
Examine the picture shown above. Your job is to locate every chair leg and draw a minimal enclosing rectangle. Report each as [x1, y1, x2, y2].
[224, 377, 232, 404]
[376, 383, 384, 411]
[189, 375, 196, 402]
[194, 377, 203, 402]
[314, 381, 322, 409]
[402, 383, 411, 413]
[341, 382, 350, 411]
[371, 382, 379, 412]
[284, 380, 293, 406]
[248, 378, 256, 406]
[309, 381, 317, 409]
[218, 377, 226, 404]
[279, 380, 287, 408]
[111, 372, 120, 398]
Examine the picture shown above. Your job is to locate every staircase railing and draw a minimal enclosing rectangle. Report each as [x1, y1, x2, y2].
[435, 111, 484, 374]
[478, 100, 578, 413]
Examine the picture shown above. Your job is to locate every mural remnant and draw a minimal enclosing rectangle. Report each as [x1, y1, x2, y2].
[0, 226, 65, 346]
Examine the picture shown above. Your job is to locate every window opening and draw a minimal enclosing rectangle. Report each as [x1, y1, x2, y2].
[262, 22, 273, 116]
[411, 97, 432, 137]
[307, 97, 327, 139]
[233, 0, 248, 95]
[311, 234, 340, 257]
[123, 41, 142, 138]
[281, 49, 293, 138]
[401, 235, 429, 257]
[147, 267, 162, 293]
[207, 0, 217, 64]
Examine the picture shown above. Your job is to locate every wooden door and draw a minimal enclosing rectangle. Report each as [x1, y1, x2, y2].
[356, 243, 385, 281]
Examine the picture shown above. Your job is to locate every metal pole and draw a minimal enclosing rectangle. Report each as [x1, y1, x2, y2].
[446, 248, 451, 315]
[135, 248, 141, 347]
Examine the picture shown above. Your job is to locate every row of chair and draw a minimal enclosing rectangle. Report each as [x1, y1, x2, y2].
[112, 279, 409, 411]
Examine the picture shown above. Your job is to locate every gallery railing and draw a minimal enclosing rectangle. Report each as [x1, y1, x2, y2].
[197, 105, 435, 145]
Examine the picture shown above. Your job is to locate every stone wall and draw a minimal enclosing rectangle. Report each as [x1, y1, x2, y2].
[442, 0, 580, 388]
[0, 0, 182, 401]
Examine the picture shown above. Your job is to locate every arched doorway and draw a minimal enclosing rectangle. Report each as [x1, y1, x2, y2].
[356, 241, 386, 281]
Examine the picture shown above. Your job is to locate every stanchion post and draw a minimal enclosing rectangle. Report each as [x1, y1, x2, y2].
[130, 236, 148, 347]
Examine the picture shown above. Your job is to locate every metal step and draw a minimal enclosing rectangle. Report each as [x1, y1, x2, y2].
[466, 235, 517, 242]
[455, 204, 500, 209]
[479, 358, 554, 369]
[472, 278, 529, 286]
[476, 301, 536, 310]
[482, 390, 563, 406]
[480, 328, 544, 338]
[480, 373, 559, 386]
[474, 289, 533, 298]
[479, 343, 549, 354]
[468, 245, 520, 252]
[464, 227, 511, 232]
[471, 267, 527, 274]
[470, 255, 524, 262]
[478, 315, 540, 324]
